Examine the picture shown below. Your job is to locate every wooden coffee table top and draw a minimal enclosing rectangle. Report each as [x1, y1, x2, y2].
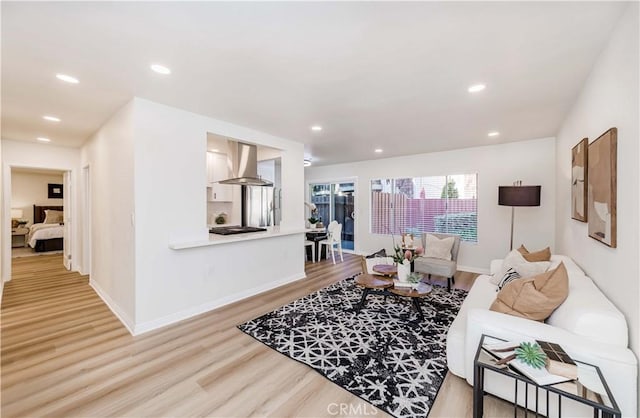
[389, 282, 433, 298]
[355, 274, 394, 289]
[372, 264, 397, 276]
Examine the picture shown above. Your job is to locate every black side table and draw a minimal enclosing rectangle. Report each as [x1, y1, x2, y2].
[473, 334, 621, 418]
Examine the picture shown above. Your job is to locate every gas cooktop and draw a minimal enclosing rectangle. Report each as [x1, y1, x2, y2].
[209, 226, 267, 235]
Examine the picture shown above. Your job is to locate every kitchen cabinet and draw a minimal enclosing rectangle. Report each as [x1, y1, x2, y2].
[207, 151, 233, 202]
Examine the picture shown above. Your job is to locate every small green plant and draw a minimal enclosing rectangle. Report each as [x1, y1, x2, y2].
[406, 272, 422, 284]
[515, 342, 547, 369]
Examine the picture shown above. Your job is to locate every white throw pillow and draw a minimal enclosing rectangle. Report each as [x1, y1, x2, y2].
[490, 249, 550, 285]
[44, 209, 64, 224]
[423, 234, 454, 260]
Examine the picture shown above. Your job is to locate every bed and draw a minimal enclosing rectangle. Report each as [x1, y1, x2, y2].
[29, 205, 64, 252]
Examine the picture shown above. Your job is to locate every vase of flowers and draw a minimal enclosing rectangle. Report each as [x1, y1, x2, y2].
[397, 260, 411, 282]
[391, 243, 423, 282]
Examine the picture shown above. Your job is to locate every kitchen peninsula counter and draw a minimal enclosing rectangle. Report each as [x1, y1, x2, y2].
[169, 226, 306, 250]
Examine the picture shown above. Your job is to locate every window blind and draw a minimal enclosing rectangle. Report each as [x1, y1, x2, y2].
[370, 174, 478, 242]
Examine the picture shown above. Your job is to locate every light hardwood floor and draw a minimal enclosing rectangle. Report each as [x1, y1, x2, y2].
[1, 253, 513, 417]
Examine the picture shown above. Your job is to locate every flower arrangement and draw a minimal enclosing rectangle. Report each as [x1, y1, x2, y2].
[391, 245, 423, 265]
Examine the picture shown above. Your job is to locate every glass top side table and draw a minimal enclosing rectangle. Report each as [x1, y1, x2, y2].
[473, 334, 621, 418]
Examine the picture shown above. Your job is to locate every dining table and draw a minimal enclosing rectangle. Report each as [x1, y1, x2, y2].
[305, 228, 328, 262]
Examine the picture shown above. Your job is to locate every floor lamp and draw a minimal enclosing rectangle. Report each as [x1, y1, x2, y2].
[498, 182, 541, 250]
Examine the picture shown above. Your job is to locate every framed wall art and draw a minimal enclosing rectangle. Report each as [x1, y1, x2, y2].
[571, 138, 588, 222]
[587, 128, 617, 248]
[48, 183, 63, 199]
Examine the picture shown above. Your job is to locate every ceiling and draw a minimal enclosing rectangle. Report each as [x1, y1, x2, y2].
[1, 2, 627, 166]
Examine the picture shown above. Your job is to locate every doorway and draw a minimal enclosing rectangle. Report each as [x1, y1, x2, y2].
[309, 181, 356, 251]
[3, 166, 73, 281]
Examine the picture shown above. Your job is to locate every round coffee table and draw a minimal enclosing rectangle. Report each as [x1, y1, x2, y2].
[389, 282, 433, 320]
[372, 264, 397, 276]
[355, 273, 394, 289]
[354, 274, 393, 313]
[354, 274, 432, 320]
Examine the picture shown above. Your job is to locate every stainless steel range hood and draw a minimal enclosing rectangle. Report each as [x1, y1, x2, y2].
[218, 141, 273, 186]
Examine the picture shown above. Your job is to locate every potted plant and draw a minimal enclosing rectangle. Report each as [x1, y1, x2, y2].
[306, 203, 320, 228]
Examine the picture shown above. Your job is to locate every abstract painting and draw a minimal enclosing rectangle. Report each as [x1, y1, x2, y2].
[588, 128, 617, 248]
[571, 138, 588, 222]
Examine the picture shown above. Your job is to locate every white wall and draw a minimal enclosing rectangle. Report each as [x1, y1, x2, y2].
[80, 100, 137, 331]
[1, 140, 81, 281]
[305, 137, 556, 272]
[555, 2, 639, 375]
[0, 139, 3, 298]
[11, 171, 64, 225]
[132, 98, 305, 332]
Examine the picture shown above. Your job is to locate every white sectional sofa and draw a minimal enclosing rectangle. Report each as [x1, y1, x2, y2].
[447, 255, 638, 417]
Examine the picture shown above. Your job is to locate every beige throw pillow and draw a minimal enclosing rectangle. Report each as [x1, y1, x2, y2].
[517, 245, 551, 262]
[423, 234, 454, 260]
[490, 263, 569, 321]
[44, 209, 64, 224]
[490, 249, 550, 285]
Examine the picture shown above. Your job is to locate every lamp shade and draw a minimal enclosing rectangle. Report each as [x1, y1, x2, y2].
[498, 186, 541, 207]
[10, 208, 23, 219]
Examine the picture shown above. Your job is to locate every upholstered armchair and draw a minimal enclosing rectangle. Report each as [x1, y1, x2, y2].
[414, 233, 461, 291]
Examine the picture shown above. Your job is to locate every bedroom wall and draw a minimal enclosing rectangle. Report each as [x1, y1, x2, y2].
[11, 171, 64, 225]
[131, 98, 305, 333]
[555, 2, 639, 387]
[0, 140, 81, 282]
[305, 137, 556, 273]
[80, 100, 137, 332]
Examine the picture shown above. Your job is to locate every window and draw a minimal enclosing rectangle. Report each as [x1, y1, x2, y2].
[370, 174, 478, 242]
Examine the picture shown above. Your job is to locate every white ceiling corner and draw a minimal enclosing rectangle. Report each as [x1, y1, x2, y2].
[1, 1, 627, 165]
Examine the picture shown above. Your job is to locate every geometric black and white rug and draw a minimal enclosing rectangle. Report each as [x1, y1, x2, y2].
[238, 275, 467, 418]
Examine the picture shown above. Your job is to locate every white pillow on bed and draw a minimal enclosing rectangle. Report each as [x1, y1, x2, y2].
[44, 210, 64, 224]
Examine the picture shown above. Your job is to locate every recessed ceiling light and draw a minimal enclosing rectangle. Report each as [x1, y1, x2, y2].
[150, 64, 171, 75]
[43, 115, 61, 122]
[56, 73, 79, 84]
[488, 131, 500, 137]
[304, 159, 312, 167]
[311, 125, 322, 132]
[37, 137, 51, 143]
[468, 84, 486, 93]
[374, 148, 383, 153]
[210, 148, 220, 153]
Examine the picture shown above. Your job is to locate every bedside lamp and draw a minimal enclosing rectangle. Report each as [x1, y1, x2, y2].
[11, 208, 26, 229]
[498, 181, 541, 250]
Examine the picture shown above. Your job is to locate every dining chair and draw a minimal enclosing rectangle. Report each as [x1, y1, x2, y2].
[304, 239, 316, 262]
[319, 221, 343, 264]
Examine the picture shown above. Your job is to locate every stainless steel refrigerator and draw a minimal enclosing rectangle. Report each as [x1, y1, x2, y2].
[243, 185, 281, 227]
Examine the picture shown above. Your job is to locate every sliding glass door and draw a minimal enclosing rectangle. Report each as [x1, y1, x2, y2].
[309, 182, 355, 250]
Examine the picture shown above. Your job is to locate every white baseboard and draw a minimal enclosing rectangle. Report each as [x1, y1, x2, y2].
[133, 271, 307, 336]
[89, 279, 135, 335]
[457, 264, 490, 275]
